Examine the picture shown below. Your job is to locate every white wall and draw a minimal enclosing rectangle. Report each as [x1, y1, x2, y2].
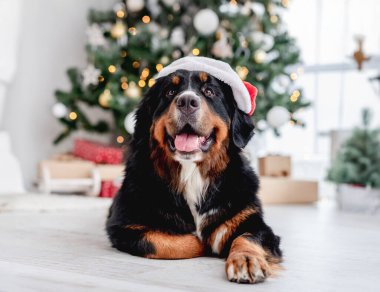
[2, 0, 115, 189]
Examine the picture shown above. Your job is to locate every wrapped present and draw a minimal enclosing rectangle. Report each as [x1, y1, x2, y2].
[95, 164, 125, 180]
[39, 154, 95, 179]
[99, 180, 121, 198]
[258, 155, 291, 177]
[73, 139, 123, 164]
[258, 177, 318, 204]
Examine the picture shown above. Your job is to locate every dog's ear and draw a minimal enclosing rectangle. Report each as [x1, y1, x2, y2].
[134, 78, 165, 134]
[231, 108, 255, 149]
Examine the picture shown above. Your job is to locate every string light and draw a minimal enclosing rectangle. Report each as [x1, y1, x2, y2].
[289, 120, 295, 126]
[192, 48, 200, 56]
[236, 66, 249, 80]
[116, 10, 125, 18]
[281, 0, 289, 8]
[121, 82, 128, 90]
[116, 135, 124, 144]
[69, 111, 77, 120]
[120, 50, 128, 57]
[138, 80, 146, 87]
[128, 27, 137, 35]
[156, 63, 163, 72]
[132, 61, 140, 69]
[141, 68, 150, 79]
[120, 76, 128, 82]
[290, 72, 298, 80]
[230, 0, 238, 6]
[108, 65, 116, 73]
[270, 15, 278, 23]
[98, 75, 105, 82]
[148, 78, 156, 87]
[142, 15, 151, 24]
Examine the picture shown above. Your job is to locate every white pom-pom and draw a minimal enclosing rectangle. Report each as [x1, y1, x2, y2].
[124, 110, 137, 134]
[126, 0, 144, 12]
[194, 9, 219, 36]
[170, 27, 185, 47]
[266, 106, 290, 128]
[52, 103, 68, 118]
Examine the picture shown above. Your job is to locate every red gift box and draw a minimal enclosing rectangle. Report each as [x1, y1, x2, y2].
[73, 139, 123, 164]
[99, 180, 120, 198]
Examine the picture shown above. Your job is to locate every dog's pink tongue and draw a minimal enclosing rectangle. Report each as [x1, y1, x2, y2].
[174, 134, 199, 152]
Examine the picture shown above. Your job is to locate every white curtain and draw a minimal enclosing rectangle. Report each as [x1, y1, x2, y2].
[0, 0, 21, 122]
[0, 0, 24, 193]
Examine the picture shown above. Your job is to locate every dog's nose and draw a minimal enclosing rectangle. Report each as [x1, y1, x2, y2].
[176, 94, 200, 115]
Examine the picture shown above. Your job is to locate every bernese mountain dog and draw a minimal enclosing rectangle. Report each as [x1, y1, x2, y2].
[106, 69, 282, 284]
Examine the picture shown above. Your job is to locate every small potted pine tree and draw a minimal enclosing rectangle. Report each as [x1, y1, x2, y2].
[327, 109, 380, 212]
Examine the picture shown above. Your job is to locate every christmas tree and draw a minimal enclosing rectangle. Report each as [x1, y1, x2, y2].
[327, 109, 380, 189]
[53, 0, 310, 145]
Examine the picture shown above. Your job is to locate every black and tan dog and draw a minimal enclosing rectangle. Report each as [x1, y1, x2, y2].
[106, 69, 282, 284]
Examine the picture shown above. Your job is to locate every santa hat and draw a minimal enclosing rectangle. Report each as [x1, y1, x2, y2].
[155, 56, 257, 116]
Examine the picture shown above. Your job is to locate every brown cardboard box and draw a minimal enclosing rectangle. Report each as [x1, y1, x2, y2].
[39, 159, 95, 179]
[259, 155, 291, 177]
[258, 177, 318, 204]
[95, 164, 125, 180]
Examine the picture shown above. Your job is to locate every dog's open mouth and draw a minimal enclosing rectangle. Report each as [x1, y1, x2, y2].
[166, 126, 215, 153]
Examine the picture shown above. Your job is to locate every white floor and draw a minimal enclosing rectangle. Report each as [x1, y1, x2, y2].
[1, 197, 380, 292]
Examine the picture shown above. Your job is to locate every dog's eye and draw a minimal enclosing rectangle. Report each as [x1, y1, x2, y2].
[166, 89, 177, 97]
[203, 87, 215, 97]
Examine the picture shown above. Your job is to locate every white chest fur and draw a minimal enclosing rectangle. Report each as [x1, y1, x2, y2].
[178, 160, 209, 238]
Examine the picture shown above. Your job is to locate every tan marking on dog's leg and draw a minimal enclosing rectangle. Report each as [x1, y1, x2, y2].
[209, 208, 257, 255]
[144, 231, 205, 259]
[225, 235, 281, 284]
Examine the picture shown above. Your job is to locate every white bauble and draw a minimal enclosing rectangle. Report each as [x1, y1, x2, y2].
[254, 49, 267, 63]
[250, 32, 274, 51]
[193, 9, 219, 36]
[266, 106, 290, 128]
[124, 110, 137, 134]
[251, 3, 265, 17]
[256, 120, 268, 131]
[170, 27, 185, 47]
[271, 74, 290, 94]
[126, 0, 144, 12]
[52, 103, 68, 118]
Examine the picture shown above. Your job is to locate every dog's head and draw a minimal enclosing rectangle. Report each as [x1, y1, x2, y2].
[134, 70, 254, 179]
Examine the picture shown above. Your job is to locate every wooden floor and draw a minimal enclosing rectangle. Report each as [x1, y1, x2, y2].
[1, 201, 380, 292]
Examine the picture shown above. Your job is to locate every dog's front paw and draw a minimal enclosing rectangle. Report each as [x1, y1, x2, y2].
[225, 252, 269, 284]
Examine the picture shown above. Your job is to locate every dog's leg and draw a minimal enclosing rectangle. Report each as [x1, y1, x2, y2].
[225, 233, 281, 284]
[107, 224, 205, 259]
[205, 207, 282, 283]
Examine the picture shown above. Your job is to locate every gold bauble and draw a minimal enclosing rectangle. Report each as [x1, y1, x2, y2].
[254, 49, 267, 64]
[125, 82, 141, 99]
[99, 89, 112, 107]
[111, 21, 126, 39]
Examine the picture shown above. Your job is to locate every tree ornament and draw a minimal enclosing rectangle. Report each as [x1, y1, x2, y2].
[124, 110, 137, 134]
[254, 49, 267, 63]
[125, 82, 141, 99]
[251, 32, 274, 51]
[212, 38, 233, 58]
[257, 119, 268, 131]
[193, 9, 219, 36]
[170, 27, 185, 47]
[160, 56, 170, 65]
[111, 21, 127, 39]
[99, 89, 112, 107]
[126, 0, 144, 12]
[52, 103, 68, 118]
[266, 106, 290, 128]
[147, 0, 161, 17]
[162, 0, 177, 6]
[251, 2, 265, 17]
[82, 64, 101, 87]
[86, 24, 106, 48]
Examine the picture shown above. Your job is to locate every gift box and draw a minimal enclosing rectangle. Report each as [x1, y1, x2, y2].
[39, 155, 95, 179]
[258, 177, 318, 204]
[95, 164, 125, 180]
[73, 139, 123, 164]
[258, 155, 291, 177]
[99, 180, 121, 198]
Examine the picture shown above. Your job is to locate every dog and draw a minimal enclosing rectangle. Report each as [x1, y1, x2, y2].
[106, 66, 282, 284]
